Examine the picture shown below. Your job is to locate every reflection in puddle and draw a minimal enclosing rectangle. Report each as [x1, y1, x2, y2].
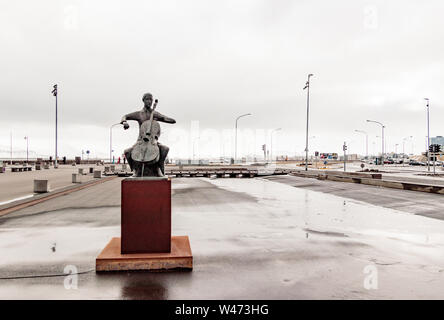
[121, 281, 167, 300]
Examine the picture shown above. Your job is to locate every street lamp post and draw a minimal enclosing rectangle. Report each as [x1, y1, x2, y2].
[309, 136, 316, 166]
[303, 74, 314, 171]
[270, 128, 282, 162]
[24, 136, 29, 163]
[10, 132, 12, 165]
[110, 123, 120, 163]
[367, 120, 385, 165]
[425, 98, 430, 172]
[354, 130, 368, 159]
[51, 84, 58, 168]
[234, 113, 252, 163]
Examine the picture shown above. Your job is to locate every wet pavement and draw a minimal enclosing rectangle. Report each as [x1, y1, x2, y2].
[0, 164, 107, 203]
[266, 175, 444, 220]
[0, 177, 443, 299]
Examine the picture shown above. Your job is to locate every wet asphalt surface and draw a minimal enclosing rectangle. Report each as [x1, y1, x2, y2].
[265, 175, 444, 220]
[0, 176, 443, 299]
[0, 165, 106, 203]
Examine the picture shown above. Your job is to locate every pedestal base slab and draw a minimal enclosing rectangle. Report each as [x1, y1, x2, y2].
[96, 236, 192, 272]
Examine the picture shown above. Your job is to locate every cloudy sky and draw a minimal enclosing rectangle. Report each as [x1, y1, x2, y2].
[1, 0, 443, 160]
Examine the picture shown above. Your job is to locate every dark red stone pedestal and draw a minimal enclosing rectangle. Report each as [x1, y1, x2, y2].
[96, 177, 193, 272]
[121, 177, 171, 254]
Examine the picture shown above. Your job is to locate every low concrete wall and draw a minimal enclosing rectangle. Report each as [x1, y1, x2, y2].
[360, 178, 404, 190]
[401, 182, 444, 194]
[291, 170, 444, 195]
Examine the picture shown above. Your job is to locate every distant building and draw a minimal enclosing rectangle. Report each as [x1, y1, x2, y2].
[431, 136, 444, 147]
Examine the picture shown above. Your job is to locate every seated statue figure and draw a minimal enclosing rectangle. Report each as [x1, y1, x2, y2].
[120, 92, 176, 177]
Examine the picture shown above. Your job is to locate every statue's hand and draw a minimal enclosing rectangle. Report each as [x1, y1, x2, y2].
[122, 122, 129, 130]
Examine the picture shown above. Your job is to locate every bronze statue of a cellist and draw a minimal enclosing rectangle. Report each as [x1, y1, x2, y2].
[120, 93, 176, 177]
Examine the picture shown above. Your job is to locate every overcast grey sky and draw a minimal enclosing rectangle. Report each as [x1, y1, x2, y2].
[1, 0, 443, 160]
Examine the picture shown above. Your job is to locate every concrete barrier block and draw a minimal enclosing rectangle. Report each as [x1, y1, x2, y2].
[78, 168, 84, 175]
[34, 179, 49, 193]
[104, 166, 110, 173]
[35, 164, 41, 170]
[72, 173, 82, 183]
[94, 170, 102, 178]
[382, 181, 404, 189]
[326, 175, 354, 183]
[110, 165, 116, 172]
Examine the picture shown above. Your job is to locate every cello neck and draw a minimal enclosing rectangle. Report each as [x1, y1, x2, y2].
[150, 99, 158, 120]
[147, 99, 158, 139]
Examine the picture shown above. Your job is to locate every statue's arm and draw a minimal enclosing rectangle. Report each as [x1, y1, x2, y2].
[121, 111, 140, 123]
[153, 111, 176, 124]
[120, 111, 140, 129]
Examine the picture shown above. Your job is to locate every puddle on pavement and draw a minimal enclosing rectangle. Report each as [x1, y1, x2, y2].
[206, 177, 444, 248]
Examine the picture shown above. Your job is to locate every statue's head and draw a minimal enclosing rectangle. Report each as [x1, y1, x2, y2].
[142, 93, 153, 108]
